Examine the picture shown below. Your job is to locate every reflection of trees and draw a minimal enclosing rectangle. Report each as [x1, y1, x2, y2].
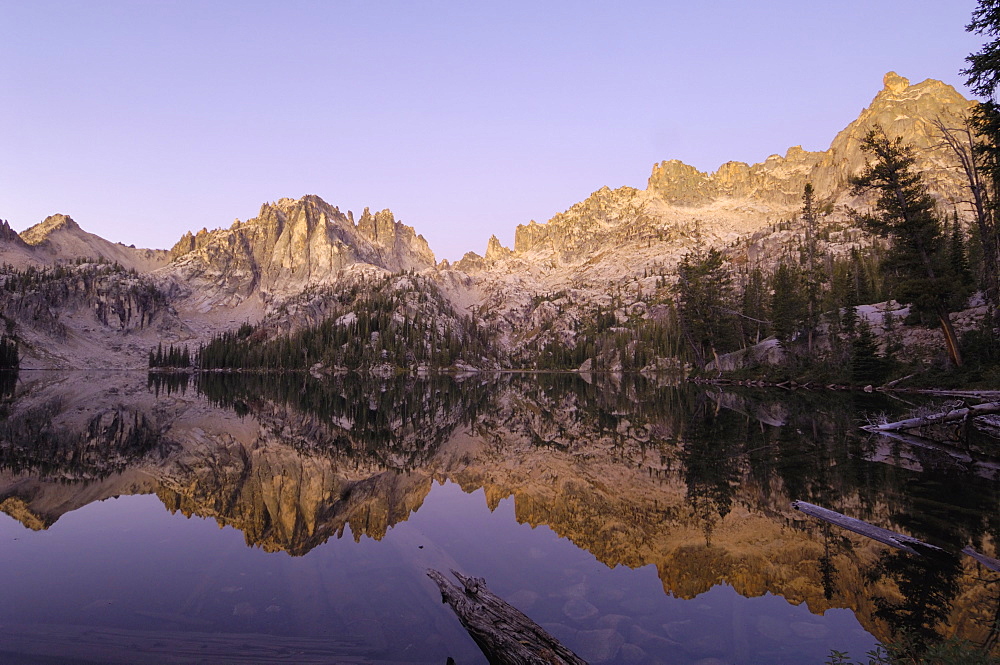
[147, 372, 190, 396]
[679, 394, 742, 544]
[0, 370, 17, 401]
[863, 464, 998, 652]
[869, 550, 962, 650]
[0, 399, 163, 479]
[5, 371, 1000, 655]
[192, 372, 497, 471]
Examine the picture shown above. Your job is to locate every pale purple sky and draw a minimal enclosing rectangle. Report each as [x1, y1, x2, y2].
[0, 1, 984, 261]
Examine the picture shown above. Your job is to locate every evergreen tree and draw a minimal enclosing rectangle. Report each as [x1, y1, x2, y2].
[770, 262, 806, 348]
[949, 212, 974, 289]
[800, 183, 827, 352]
[675, 248, 738, 369]
[740, 266, 770, 344]
[850, 126, 967, 366]
[850, 319, 888, 385]
[963, 1, 1000, 316]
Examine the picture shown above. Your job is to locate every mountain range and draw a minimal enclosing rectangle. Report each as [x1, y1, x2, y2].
[0, 72, 976, 369]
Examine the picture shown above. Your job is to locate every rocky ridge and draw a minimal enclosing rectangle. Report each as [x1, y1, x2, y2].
[166, 196, 436, 308]
[21, 214, 170, 273]
[0, 73, 981, 369]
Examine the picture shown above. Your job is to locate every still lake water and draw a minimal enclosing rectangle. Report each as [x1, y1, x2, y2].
[0, 371, 997, 664]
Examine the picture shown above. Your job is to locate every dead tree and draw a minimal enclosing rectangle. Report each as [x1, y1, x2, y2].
[427, 569, 586, 665]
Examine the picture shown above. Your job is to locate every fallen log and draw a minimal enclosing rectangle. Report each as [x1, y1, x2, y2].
[861, 401, 1000, 433]
[878, 373, 917, 390]
[873, 430, 1000, 477]
[791, 501, 945, 557]
[427, 569, 586, 665]
[962, 546, 1000, 574]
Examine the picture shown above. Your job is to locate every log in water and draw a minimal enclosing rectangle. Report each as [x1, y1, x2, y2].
[863, 401, 1000, 433]
[427, 568, 587, 665]
[791, 501, 945, 557]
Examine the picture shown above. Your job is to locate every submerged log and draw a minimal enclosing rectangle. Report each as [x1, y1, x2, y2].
[792, 501, 945, 557]
[427, 569, 586, 665]
[862, 400, 1000, 433]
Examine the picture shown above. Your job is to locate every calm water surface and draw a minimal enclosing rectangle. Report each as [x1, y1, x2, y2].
[0, 371, 997, 664]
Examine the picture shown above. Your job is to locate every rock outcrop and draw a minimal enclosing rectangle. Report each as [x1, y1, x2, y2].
[646, 72, 971, 209]
[166, 195, 436, 305]
[511, 73, 972, 269]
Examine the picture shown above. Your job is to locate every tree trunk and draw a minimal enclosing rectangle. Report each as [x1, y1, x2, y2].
[427, 569, 586, 665]
[938, 310, 964, 367]
[862, 400, 1000, 432]
[792, 501, 945, 557]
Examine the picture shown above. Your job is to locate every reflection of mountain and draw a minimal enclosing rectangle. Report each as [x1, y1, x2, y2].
[0, 372, 997, 653]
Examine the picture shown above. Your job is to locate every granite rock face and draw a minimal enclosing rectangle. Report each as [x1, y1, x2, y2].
[166, 195, 436, 304]
[646, 72, 971, 208]
[0, 72, 982, 370]
[513, 73, 972, 266]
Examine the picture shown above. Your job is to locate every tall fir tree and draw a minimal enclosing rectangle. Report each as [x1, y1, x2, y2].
[800, 183, 827, 352]
[740, 266, 770, 344]
[770, 262, 806, 348]
[963, 0, 1000, 319]
[850, 126, 967, 367]
[676, 248, 738, 369]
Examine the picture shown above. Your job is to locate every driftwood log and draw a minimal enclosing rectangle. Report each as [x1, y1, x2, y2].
[792, 501, 945, 557]
[427, 569, 586, 665]
[962, 546, 1000, 573]
[862, 400, 1000, 432]
[874, 430, 1000, 478]
[794, 502, 1000, 573]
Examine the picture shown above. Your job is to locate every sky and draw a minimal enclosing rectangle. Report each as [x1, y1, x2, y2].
[0, 0, 986, 261]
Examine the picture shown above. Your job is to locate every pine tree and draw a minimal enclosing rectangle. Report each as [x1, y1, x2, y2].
[676, 248, 738, 369]
[950, 212, 974, 289]
[800, 183, 827, 352]
[850, 126, 967, 366]
[850, 320, 887, 385]
[740, 266, 770, 344]
[770, 262, 806, 348]
[962, 1, 1000, 318]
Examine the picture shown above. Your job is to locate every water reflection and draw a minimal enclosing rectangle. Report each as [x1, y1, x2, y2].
[0, 370, 996, 663]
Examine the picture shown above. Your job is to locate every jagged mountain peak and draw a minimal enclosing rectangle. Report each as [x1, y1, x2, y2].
[0, 220, 28, 248]
[644, 72, 971, 210]
[165, 193, 436, 307]
[882, 71, 910, 94]
[14, 213, 169, 272]
[20, 214, 81, 245]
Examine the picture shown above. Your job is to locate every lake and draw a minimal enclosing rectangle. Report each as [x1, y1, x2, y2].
[0, 371, 997, 664]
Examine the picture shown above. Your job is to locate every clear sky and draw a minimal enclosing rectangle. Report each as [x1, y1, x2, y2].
[0, 0, 985, 261]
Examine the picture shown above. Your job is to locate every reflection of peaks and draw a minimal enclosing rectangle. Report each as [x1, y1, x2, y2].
[3, 372, 998, 653]
[155, 442, 435, 555]
[0, 495, 50, 530]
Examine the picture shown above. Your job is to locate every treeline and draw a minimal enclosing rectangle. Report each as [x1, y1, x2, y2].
[148, 343, 192, 369]
[674, 154, 989, 384]
[192, 372, 496, 470]
[523, 301, 682, 371]
[197, 273, 499, 371]
[0, 262, 166, 331]
[0, 260, 136, 293]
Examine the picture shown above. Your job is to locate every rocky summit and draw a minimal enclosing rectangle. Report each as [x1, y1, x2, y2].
[0, 73, 981, 369]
